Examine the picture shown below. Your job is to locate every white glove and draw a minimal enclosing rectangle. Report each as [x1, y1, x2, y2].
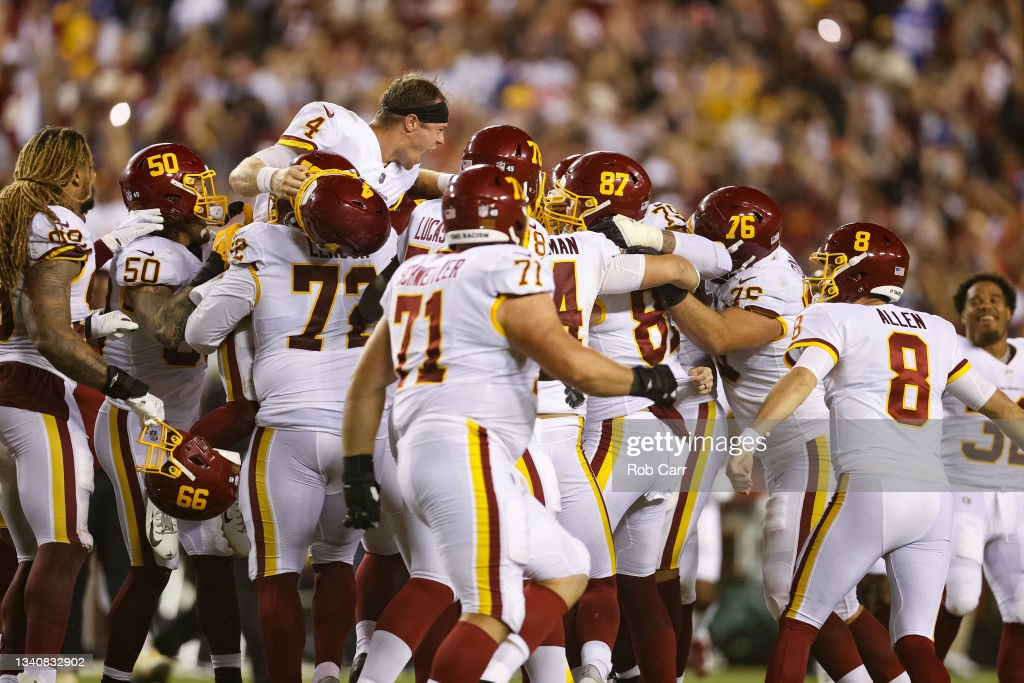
[100, 208, 164, 251]
[127, 393, 165, 426]
[84, 309, 138, 340]
[591, 214, 665, 252]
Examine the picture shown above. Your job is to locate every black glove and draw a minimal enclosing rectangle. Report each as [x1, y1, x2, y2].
[589, 216, 629, 250]
[629, 365, 677, 404]
[101, 365, 149, 400]
[564, 386, 586, 409]
[189, 250, 226, 288]
[654, 283, 688, 307]
[227, 201, 246, 221]
[342, 454, 381, 529]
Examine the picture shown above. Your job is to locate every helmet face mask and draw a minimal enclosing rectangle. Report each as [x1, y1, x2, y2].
[137, 422, 240, 521]
[686, 185, 781, 276]
[461, 125, 546, 219]
[120, 143, 228, 228]
[442, 164, 530, 249]
[541, 151, 651, 234]
[803, 223, 909, 304]
[292, 171, 391, 257]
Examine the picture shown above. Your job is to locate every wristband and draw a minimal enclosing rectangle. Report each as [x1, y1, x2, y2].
[437, 173, 455, 194]
[102, 365, 150, 400]
[736, 427, 762, 455]
[256, 166, 277, 195]
[343, 453, 376, 480]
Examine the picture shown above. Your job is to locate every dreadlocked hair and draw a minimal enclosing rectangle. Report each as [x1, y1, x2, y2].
[0, 126, 93, 290]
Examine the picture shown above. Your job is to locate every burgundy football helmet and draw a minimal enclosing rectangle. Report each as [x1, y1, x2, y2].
[805, 222, 909, 303]
[387, 193, 424, 236]
[120, 143, 227, 226]
[266, 151, 360, 224]
[461, 125, 545, 217]
[293, 172, 391, 256]
[442, 164, 530, 248]
[549, 153, 582, 189]
[293, 150, 357, 175]
[542, 151, 652, 234]
[137, 422, 240, 522]
[687, 186, 781, 275]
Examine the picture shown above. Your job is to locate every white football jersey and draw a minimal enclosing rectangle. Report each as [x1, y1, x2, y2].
[941, 337, 1024, 490]
[103, 235, 207, 427]
[385, 244, 552, 458]
[230, 221, 397, 431]
[537, 230, 628, 416]
[253, 101, 419, 220]
[0, 206, 97, 377]
[788, 302, 972, 486]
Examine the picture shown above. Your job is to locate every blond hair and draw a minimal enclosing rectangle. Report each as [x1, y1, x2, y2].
[0, 126, 93, 290]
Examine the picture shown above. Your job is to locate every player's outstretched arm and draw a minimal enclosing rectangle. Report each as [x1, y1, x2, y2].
[229, 145, 306, 198]
[978, 389, 1024, 451]
[23, 259, 109, 388]
[667, 295, 784, 356]
[637, 254, 700, 291]
[501, 293, 675, 403]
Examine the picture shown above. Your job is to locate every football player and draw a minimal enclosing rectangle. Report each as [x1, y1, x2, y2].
[0, 127, 163, 683]
[229, 72, 453, 215]
[536, 150, 729, 683]
[622, 187, 906, 682]
[340, 163, 697, 682]
[550, 152, 726, 683]
[90, 143, 247, 683]
[931, 273, 1024, 680]
[734, 223, 1024, 682]
[184, 171, 393, 683]
[352, 124, 555, 683]
[0, 126, 165, 683]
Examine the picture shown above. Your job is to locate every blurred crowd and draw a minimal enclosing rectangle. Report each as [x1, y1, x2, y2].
[2, 0, 1023, 323]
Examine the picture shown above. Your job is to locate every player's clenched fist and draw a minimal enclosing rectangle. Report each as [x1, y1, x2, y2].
[342, 453, 381, 529]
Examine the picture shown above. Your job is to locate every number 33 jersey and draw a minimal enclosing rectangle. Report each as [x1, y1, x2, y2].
[787, 301, 977, 486]
[383, 244, 552, 456]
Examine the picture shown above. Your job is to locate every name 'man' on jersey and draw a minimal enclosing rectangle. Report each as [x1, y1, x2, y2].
[787, 302, 973, 486]
[537, 230, 629, 416]
[232, 221, 397, 431]
[103, 235, 206, 426]
[384, 244, 552, 457]
[252, 101, 420, 221]
[941, 337, 1024, 490]
[0, 206, 97, 377]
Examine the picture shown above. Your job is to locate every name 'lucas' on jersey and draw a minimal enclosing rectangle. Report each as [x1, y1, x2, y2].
[941, 336, 1024, 490]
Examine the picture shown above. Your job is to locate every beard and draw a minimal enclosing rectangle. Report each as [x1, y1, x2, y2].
[971, 326, 1004, 348]
[79, 195, 95, 216]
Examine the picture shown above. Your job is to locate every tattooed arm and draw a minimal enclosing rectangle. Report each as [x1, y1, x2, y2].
[22, 259, 109, 389]
[125, 285, 196, 349]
